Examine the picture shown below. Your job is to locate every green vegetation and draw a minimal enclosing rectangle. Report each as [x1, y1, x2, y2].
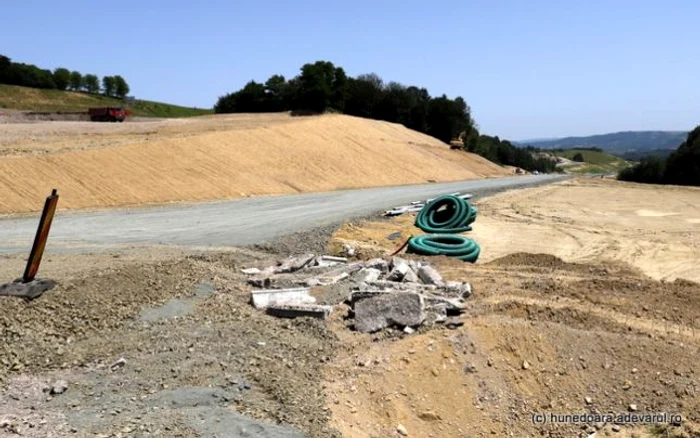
[215, 60, 474, 145]
[0, 84, 212, 118]
[618, 126, 700, 186]
[467, 137, 557, 173]
[0, 54, 131, 98]
[216, 60, 553, 172]
[552, 148, 631, 174]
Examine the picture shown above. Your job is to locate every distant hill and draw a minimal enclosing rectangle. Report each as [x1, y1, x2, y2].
[0, 84, 212, 118]
[550, 148, 631, 174]
[519, 131, 687, 157]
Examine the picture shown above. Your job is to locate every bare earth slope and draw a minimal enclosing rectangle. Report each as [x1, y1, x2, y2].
[0, 113, 507, 214]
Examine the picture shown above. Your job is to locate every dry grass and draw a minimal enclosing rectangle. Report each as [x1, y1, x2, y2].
[0, 113, 508, 214]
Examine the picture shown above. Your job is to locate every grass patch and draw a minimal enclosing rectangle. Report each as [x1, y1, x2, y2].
[554, 148, 631, 174]
[0, 84, 212, 118]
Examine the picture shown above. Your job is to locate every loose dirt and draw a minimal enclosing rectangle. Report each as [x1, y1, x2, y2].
[331, 178, 700, 283]
[0, 113, 508, 214]
[3, 179, 700, 437]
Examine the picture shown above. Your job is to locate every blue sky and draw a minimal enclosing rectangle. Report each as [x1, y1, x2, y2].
[2, 0, 699, 139]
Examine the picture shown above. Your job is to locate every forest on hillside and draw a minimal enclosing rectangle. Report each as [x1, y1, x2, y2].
[215, 60, 556, 173]
[618, 126, 700, 186]
[0, 54, 130, 98]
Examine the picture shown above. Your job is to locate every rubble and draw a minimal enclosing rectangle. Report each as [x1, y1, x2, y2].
[354, 293, 425, 333]
[417, 265, 444, 286]
[386, 257, 411, 281]
[251, 288, 316, 309]
[245, 252, 473, 333]
[354, 268, 382, 284]
[266, 304, 333, 319]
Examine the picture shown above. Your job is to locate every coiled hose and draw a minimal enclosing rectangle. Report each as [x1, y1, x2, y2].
[414, 195, 478, 233]
[408, 194, 481, 262]
[407, 234, 481, 263]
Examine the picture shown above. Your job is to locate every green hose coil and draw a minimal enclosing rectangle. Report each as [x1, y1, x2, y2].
[407, 234, 481, 263]
[414, 195, 478, 233]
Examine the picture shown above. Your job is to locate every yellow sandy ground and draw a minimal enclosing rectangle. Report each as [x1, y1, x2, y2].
[331, 178, 700, 283]
[0, 113, 508, 214]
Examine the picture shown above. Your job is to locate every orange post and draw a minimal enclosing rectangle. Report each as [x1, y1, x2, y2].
[22, 189, 59, 283]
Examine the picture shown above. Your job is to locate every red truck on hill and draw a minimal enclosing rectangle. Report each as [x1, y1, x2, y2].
[88, 107, 130, 122]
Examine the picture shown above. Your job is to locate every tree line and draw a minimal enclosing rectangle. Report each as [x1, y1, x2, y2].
[214, 60, 474, 144]
[465, 136, 557, 173]
[0, 54, 130, 98]
[215, 60, 554, 173]
[618, 126, 700, 186]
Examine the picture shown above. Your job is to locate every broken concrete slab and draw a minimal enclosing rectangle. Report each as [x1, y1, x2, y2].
[423, 295, 465, 314]
[274, 254, 316, 274]
[354, 293, 426, 333]
[365, 258, 389, 273]
[417, 265, 444, 286]
[386, 257, 410, 281]
[444, 281, 472, 299]
[250, 288, 315, 309]
[403, 268, 419, 283]
[365, 280, 437, 291]
[266, 304, 333, 319]
[0, 278, 57, 300]
[354, 268, 382, 284]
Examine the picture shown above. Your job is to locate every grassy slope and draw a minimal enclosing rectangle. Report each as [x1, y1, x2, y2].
[554, 149, 631, 174]
[0, 84, 212, 118]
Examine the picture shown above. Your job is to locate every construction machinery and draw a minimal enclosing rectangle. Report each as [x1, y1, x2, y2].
[88, 107, 130, 122]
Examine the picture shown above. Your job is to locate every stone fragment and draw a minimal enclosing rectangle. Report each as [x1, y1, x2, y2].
[417, 266, 444, 286]
[354, 293, 425, 333]
[266, 304, 333, 319]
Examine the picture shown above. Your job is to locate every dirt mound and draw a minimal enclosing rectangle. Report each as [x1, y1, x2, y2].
[0, 113, 508, 214]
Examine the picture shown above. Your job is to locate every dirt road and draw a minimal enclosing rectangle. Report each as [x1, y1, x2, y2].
[0, 174, 567, 254]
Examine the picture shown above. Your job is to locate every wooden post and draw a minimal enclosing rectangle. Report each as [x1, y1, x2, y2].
[22, 189, 59, 283]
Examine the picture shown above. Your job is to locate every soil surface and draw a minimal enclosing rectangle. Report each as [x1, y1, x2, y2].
[2, 179, 700, 437]
[0, 113, 508, 214]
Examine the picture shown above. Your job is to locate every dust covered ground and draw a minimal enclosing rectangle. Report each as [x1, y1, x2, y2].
[1, 179, 700, 437]
[0, 113, 508, 214]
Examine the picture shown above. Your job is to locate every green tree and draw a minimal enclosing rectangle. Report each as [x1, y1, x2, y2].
[664, 126, 700, 186]
[345, 73, 384, 118]
[264, 74, 288, 111]
[295, 61, 344, 113]
[102, 76, 116, 96]
[572, 152, 585, 162]
[69, 71, 83, 91]
[52, 68, 71, 90]
[83, 74, 100, 93]
[114, 75, 130, 98]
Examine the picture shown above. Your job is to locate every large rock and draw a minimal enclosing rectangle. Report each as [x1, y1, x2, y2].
[386, 257, 411, 281]
[417, 265, 444, 286]
[354, 268, 382, 284]
[354, 293, 425, 333]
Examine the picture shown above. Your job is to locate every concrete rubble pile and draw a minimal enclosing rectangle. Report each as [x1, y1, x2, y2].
[244, 253, 472, 333]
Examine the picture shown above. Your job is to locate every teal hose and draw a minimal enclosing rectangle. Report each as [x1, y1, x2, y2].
[407, 234, 481, 263]
[415, 195, 478, 233]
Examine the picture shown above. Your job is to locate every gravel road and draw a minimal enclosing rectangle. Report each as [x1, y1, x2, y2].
[0, 174, 567, 254]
